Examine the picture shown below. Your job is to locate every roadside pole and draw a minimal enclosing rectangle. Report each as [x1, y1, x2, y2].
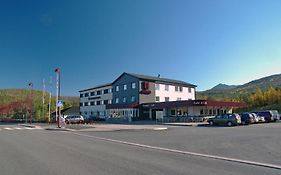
[28, 82, 33, 124]
[55, 68, 61, 128]
[48, 76, 52, 124]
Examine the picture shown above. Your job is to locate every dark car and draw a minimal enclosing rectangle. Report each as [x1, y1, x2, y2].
[253, 110, 279, 122]
[208, 113, 241, 127]
[84, 116, 106, 124]
[240, 113, 255, 125]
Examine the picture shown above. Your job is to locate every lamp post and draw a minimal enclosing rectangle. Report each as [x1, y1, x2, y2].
[55, 68, 61, 128]
[28, 82, 33, 124]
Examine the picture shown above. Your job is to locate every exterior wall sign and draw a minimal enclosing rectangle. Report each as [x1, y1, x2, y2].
[140, 81, 151, 95]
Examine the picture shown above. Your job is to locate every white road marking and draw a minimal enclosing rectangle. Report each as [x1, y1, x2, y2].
[24, 127, 35, 130]
[69, 132, 281, 170]
[4, 127, 13, 130]
[153, 127, 168, 131]
[14, 127, 24, 130]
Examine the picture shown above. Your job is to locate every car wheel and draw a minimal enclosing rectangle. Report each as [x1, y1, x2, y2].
[227, 121, 233, 127]
[209, 121, 214, 126]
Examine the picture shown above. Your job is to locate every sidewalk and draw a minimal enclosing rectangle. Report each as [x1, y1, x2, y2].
[162, 122, 209, 127]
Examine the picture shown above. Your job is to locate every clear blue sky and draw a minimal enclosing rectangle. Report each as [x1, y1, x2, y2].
[1, 0, 281, 96]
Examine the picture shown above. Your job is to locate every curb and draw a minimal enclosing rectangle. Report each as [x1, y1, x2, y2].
[162, 123, 207, 127]
[18, 124, 39, 128]
[45, 128, 74, 131]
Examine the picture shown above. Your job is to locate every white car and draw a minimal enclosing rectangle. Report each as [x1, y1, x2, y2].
[65, 115, 84, 124]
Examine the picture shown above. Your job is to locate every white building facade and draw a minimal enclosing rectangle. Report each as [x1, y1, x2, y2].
[79, 83, 113, 117]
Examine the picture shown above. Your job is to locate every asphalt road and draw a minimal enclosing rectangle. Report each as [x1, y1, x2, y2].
[0, 124, 280, 175]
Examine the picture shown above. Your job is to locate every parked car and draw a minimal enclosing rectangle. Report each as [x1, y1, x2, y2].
[253, 110, 279, 122]
[208, 113, 241, 127]
[250, 113, 265, 123]
[84, 116, 106, 123]
[65, 115, 84, 124]
[240, 113, 255, 125]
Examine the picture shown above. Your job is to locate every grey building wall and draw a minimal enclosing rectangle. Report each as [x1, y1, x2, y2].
[139, 81, 156, 104]
[112, 74, 140, 104]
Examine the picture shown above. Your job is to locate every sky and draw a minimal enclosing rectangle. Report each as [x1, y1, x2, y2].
[0, 0, 281, 96]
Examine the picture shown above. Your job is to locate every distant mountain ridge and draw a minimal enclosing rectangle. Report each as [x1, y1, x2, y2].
[211, 83, 238, 90]
[198, 73, 281, 100]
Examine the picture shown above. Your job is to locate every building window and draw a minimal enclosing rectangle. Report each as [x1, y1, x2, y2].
[80, 103, 83, 106]
[84, 112, 87, 115]
[188, 87, 192, 93]
[97, 90, 101, 95]
[115, 98, 119, 104]
[84, 102, 88, 106]
[85, 93, 89, 97]
[155, 84, 160, 90]
[123, 97, 127, 103]
[177, 97, 181, 101]
[80, 94, 83, 98]
[131, 82, 136, 89]
[96, 101, 101, 105]
[156, 96, 160, 102]
[200, 109, 204, 115]
[103, 89, 109, 94]
[90, 92, 95, 96]
[179, 86, 183, 92]
[165, 97, 169, 102]
[90, 101, 95, 106]
[123, 84, 127, 91]
[104, 100, 108, 105]
[175, 86, 178, 92]
[165, 85, 169, 91]
[171, 110, 176, 116]
[131, 96, 136, 102]
[116, 86, 119, 92]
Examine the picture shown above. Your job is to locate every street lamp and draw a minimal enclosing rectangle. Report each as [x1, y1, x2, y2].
[28, 82, 33, 124]
[55, 68, 61, 128]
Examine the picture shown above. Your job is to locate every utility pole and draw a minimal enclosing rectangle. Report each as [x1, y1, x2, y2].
[48, 76, 52, 124]
[42, 78, 45, 121]
[28, 82, 33, 124]
[55, 68, 61, 128]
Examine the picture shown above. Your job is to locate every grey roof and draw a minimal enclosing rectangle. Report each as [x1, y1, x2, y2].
[79, 83, 112, 93]
[125, 72, 197, 87]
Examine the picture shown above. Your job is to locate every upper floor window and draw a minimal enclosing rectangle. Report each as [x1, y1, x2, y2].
[116, 86, 119, 92]
[179, 86, 183, 92]
[115, 98, 119, 104]
[165, 97, 169, 102]
[103, 89, 109, 94]
[96, 101, 101, 105]
[188, 87, 192, 93]
[80, 94, 83, 98]
[85, 93, 89, 97]
[131, 82, 136, 89]
[155, 84, 160, 90]
[131, 96, 136, 102]
[123, 84, 127, 91]
[123, 97, 127, 103]
[156, 96, 160, 102]
[97, 90, 101, 95]
[90, 91, 95, 96]
[165, 85, 169, 91]
[80, 103, 83, 107]
[103, 100, 108, 105]
[90, 101, 95, 106]
[84, 102, 89, 106]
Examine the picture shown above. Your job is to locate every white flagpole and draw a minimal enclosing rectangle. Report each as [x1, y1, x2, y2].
[48, 76, 52, 123]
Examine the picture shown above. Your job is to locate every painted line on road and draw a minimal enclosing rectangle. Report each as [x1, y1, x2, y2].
[70, 132, 281, 170]
[4, 127, 13, 130]
[14, 127, 24, 130]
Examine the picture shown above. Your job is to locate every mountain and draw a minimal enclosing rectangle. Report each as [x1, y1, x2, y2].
[198, 73, 281, 100]
[211, 83, 238, 90]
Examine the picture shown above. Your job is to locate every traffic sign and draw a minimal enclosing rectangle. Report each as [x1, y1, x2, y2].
[57, 100, 64, 107]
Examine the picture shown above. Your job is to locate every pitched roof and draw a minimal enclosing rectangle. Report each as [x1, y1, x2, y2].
[125, 72, 197, 87]
[79, 83, 112, 93]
